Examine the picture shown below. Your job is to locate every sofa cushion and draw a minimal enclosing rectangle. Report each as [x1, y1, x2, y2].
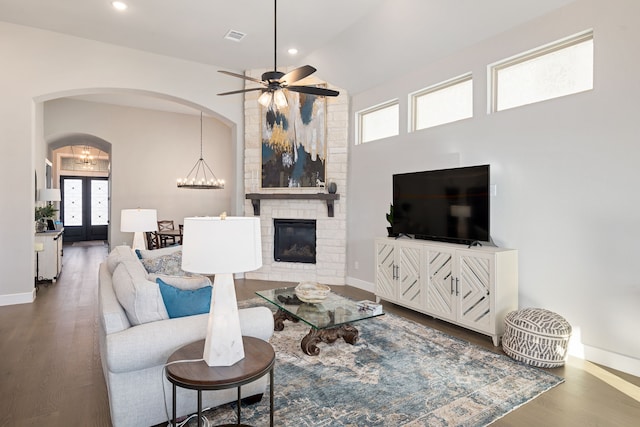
[98, 263, 131, 334]
[136, 245, 182, 260]
[106, 245, 137, 274]
[112, 259, 169, 325]
[147, 273, 211, 290]
[157, 278, 211, 318]
[141, 251, 193, 277]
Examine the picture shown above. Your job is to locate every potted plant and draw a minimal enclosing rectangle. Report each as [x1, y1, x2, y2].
[386, 204, 397, 237]
[35, 205, 58, 232]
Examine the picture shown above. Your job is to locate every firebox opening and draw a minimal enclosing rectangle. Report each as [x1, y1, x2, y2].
[273, 219, 316, 264]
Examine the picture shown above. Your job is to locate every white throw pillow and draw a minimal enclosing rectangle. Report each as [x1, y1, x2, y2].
[106, 245, 136, 274]
[112, 259, 169, 325]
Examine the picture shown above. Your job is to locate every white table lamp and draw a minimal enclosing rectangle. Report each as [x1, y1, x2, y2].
[39, 188, 61, 202]
[120, 209, 158, 250]
[181, 215, 262, 366]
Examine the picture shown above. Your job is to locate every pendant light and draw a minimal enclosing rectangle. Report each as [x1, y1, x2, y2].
[177, 113, 225, 189]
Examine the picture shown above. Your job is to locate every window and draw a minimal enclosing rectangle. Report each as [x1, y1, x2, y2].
[356, 100, 399, 144]
[410, 74, 473, 131]
[490, 31, 593, 112]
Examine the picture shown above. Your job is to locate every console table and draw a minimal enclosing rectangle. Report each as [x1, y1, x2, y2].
[165, 337, 275, 427]
[34, 229, 63, 283]
[375, 237, 518, 346]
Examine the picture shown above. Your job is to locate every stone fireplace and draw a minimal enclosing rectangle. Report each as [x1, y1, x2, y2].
[242, 69, 348, 285]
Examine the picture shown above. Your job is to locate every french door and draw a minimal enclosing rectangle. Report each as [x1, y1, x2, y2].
[60, 176, 109, 242]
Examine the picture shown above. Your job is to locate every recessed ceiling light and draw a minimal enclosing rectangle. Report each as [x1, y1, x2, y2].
[112, 1, 128, 11]
[288, 48, 298, 55]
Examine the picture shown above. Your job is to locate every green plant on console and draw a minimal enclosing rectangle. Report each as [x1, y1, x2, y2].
[386, 204, 393, 226]
[386, 204, 397, 237]
[35, 205, 58, 221]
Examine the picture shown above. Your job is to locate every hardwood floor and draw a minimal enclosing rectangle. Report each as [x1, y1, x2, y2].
[1, 244, 638, 426]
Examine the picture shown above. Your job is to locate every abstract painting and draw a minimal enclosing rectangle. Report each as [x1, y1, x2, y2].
[261, 90, 326, 188]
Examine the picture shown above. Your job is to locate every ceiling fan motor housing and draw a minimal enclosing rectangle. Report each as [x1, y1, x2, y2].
[262, 70, 285, 82]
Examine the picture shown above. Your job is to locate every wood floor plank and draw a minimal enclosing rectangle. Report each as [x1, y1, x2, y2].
[0, 243, 638, 426]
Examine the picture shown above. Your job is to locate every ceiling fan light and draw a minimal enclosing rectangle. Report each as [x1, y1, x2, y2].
[273, 90, 288, 108]
[258, 91, 273, 108]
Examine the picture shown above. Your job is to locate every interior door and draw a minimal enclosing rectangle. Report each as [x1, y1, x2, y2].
[60, 176, 109, 242]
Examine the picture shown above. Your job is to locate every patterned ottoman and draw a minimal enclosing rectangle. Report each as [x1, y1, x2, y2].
[502, 308, 572, 368]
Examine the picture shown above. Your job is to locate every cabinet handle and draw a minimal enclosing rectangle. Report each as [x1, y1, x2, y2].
[455, 278, 459, 296]
[450, 276, 454, 294]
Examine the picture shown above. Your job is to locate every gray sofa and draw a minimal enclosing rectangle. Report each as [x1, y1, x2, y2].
[98, 245, 274, 427]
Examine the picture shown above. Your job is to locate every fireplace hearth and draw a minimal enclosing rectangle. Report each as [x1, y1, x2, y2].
[273, 219, 316, 264]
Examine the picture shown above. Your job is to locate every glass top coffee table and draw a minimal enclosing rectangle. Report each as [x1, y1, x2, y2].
[256, 286, 384, 356]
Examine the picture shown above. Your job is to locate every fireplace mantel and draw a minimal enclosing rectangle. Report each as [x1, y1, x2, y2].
[245, 193, 340, 217]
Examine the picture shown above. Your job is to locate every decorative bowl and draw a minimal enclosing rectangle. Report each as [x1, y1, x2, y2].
[295, 282, 331, 303]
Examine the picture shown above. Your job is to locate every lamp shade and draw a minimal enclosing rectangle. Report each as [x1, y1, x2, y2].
[39, 188, 61, 202]
[182, 216, 262, 274]
[120, 209, 158, 232]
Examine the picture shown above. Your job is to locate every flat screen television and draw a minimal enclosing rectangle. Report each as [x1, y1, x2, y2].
[392, 165, 490, 244]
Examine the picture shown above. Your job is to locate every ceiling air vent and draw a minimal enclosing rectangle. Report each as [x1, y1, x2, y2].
[224, 30, 246, 42]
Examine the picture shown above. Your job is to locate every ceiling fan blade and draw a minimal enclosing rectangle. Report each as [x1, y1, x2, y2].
[287, 86, 340, 97]
[218, 70, 264, 84]
[217, 87, 264, 96]
[280, 65, 317, 85]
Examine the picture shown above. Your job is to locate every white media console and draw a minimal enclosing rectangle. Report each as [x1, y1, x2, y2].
[374, 237, 518, 346]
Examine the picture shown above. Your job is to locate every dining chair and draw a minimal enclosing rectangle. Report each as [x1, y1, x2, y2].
[157, 220, 177, 247]
[145, 231, 160, 250]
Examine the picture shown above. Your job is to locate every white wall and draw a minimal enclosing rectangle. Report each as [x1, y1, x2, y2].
[347, 0, 640, 375]
[44, 99, 233, 247]
[0, 22, 243, 305]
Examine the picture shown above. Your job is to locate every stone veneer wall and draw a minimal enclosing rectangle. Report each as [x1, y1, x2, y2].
[243, 68, 348, 285]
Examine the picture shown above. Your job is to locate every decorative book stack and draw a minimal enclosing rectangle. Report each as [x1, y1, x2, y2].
[356, 300, 383, 316]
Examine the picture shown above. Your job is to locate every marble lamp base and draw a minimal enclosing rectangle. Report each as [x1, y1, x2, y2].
[203, 273, 245, 366]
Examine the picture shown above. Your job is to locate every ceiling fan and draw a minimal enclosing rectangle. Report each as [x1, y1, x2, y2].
[217, 0, 339, 106]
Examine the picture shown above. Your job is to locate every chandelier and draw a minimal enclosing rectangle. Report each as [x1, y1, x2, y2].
[71, 145, 103, 169]
[177, 112, 225, 189]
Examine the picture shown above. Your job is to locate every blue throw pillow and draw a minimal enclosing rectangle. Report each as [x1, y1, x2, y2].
[157, 278, 211, 318]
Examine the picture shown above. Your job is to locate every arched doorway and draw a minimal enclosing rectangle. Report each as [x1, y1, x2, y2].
[49, 134, 111, 243]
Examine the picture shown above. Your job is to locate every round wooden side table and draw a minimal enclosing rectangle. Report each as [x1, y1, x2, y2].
[166, 336, 275, 427]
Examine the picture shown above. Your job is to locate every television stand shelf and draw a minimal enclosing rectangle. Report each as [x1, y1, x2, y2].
[375, 237, 518, 346]
[245, 193, 340, 217]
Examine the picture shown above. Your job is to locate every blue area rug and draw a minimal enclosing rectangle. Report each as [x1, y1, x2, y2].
[193, 298, 563, 426]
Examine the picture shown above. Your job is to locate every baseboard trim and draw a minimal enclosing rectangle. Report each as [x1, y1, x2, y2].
[0, 289, 35, 306]
[346, 276, 374, 293]
[582, 344, 640, 378]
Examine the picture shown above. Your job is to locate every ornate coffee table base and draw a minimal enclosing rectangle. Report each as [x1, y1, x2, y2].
[274, 309, 299, 331]
[274, 309, 359, 356]
[301, 324, 359, 356]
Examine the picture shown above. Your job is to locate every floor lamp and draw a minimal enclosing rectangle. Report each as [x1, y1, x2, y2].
[181, 216, 262, 366]
[120, 209, 158, 251]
